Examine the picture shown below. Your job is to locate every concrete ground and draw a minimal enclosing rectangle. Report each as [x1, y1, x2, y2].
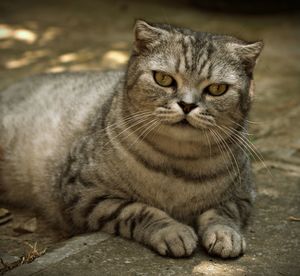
[0, 0, 300, 275]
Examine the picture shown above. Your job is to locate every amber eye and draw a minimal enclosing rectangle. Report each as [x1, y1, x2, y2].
[153, 71, 175, 87]
[206, 83, 228, 96]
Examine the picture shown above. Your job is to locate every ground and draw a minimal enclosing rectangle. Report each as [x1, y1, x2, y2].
[0, 0, 300, 275]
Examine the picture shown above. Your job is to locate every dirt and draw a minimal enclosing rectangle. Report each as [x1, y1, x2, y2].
[0, 0, 299, 275]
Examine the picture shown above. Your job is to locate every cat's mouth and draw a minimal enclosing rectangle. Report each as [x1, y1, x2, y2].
[174, 117, 213, 130]
[175, 118, 195, 128]
[176, 119, 190, 126]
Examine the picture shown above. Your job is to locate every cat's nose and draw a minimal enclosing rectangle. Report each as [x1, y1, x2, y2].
[178, 101, 198, 114]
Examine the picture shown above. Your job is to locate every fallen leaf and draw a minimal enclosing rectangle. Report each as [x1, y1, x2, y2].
[13, 217, 37, 233]
[0, 208, 13, 225]
[288, 216, 300, 222]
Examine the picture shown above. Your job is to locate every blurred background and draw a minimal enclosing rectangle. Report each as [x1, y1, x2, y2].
[0, 1, 299, 275]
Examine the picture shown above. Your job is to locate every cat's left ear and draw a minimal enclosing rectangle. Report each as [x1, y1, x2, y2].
[228, 41, 264, 75]
[133, 20, 168, 53]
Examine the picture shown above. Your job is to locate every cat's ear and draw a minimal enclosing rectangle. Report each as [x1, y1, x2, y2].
[228, 41, 264, 75]
[133, 20, 168, 52]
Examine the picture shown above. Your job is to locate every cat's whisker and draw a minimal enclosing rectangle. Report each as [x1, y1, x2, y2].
[103, 115, 154, 149]
[221, 125, 263, 161]
[99, 111, 153, 135]
[219, 125, 272, 177]
[101, 114, 153, 140]
[226, 119, 254, 136]
[128, 119, 160, 150]
[204, 131, 212, 161]
[215, 125, 250, 161]
[209, 129, 239, 185]
[244, 119, 263, 125]
[210, 129, 242, 185]
[124, 118, 158, 149]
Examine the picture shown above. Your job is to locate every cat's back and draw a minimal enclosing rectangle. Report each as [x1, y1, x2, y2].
[0, 70, 123, 118]
[0, 70, 123, 202]
[0, 71, 123, 140]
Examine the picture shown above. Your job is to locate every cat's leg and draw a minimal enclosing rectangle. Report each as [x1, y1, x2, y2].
[71, 195, 198, 257]
[196, 198, 252, 258]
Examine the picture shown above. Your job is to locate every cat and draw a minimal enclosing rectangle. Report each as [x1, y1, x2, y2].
[0, 20, 263, 258]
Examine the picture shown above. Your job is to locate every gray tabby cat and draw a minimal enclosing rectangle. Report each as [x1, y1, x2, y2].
[0, 20, 263, 258]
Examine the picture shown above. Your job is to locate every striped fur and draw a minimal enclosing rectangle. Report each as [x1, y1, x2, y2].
[0, 20, 263, 258]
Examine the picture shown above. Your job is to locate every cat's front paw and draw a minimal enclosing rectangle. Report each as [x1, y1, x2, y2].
[149, 223, 198, 257]
[202, 225, 246, 258]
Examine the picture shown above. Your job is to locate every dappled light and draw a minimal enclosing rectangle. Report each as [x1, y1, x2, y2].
[39, 27, 61, 46]
[5, 50, 50, 69]
[193, 261, 246, 276]
[0, 24, 37, 44]
[101, 50, 129, 68]
[58, 53, 78, 63]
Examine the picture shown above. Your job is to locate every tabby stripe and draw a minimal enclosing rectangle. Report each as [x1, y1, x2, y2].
[117, 121, 246, 182]
[59, 154, 75, 189]
[82, 195, 111, 218]
[228, 157, 249, 185]
[182, 39, 191, 70]
[140, 211, 154, 225]
[191, 41, 199, 73]
[127, 207, 155, 240]
[198, 43, 213, 74]
[142, 135, 222, 160]
[235, 197, 252, 224]
[77, 174, 96, 187]
[206, 63, 213, 80]
[175, 57, 181, 73]
[66, 195, 81, 210]
[198, 55, 208, 74]
[182, 39, 190, 71]
[179, 235, 188, 256]
[147, 220, 170, 236]
[126, 70, 144, 92]
[165, 239, 173, 256]
[114, 219, 121, 236]
[136, 205, 148, 223]
[130, 218, 137, 239]
[220, 204, 238, 221]
[98, 201, 133, 230]
[122, 141, 234, 183]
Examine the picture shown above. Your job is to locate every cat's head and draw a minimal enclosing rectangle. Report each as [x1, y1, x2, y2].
[125, 20, 263, 137]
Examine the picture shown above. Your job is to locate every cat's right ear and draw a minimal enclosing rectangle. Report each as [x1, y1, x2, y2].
[133, 20, 167, 52]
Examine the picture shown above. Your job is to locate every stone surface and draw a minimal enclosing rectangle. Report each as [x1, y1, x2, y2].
[0, 0, 300, 275]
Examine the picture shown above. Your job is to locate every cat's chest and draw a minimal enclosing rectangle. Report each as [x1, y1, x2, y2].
[119, 166, 228, 223]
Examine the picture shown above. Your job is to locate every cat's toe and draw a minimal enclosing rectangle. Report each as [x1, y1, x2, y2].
[202, 224, 246, 258]
[150, 223, 198, 257]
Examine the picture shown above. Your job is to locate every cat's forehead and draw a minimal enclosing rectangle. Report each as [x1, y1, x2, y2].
[147, 33, 240, 83]
[134, 21, 262, 82]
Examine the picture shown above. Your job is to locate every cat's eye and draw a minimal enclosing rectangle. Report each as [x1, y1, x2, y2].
[153, 71, 175, 87]
[205, 83, 228, 96]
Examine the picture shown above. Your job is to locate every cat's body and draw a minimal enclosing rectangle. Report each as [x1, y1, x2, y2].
[0, 21, 263, 258]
